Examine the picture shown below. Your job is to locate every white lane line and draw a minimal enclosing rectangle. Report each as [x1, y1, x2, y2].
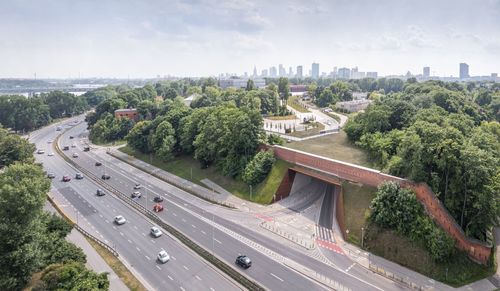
[145, 255, 151, 260]
[112, 226, 116, 230]
[105, 220, 109, 223]
[183, 265, 189, 270]
[270, 273, 284, 282]
[195, 275, 201, 281]
[345, 263, 356, 272]
[119, 232, 124, 236]
[210, 288, 215, 291]
[171, 256, 176, 261]
[191, 224, 196, 228]
[141, 232, 146, 236]
[156, 265, 162, 270]
[201, 230, 207, 235]
[127, 239, 132, 244]
[181, 218, 186, 222]
[134, 226, 138, 230]
[168, 275, 173, 281]
[180, 287, 186, 291]
[172, 213, 177, 217]
[150, 240, 156, 244]
[213, 238, 222, 244]
[136, 247, 141, 252]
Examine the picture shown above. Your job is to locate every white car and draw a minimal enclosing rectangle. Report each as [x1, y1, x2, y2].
[150, 226, 162, 238]
[72, 153, 79, 158]
[48, 152, 54, 156]
[114, 215, 126, 225]
[131, 191, 142, 198]
[37, 149, 45, 154]
[157, 250, 170, 263]
[47, 140, 53, 144]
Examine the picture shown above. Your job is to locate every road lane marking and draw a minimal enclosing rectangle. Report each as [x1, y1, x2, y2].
[168, 275, 173, 281]
[171, 256, 176, 260]
[150, 240, 156, 244]
[127, 239, 132, 243]
[119, 232, 124, 236]
[270, 273, 284, 282]
[183, 265, 189, 270]
[112, 226, 116, 230]
[213, 238, 222, 244]
[191, 224, 196, 228]
[134, 226, 138, 230]
[345, 263, 356, 272]
[145, 255, 151, 260]
[181, 218, 186, 222]
[180, 287, 185, 291]
[156, 265, 162, 270]
[201, 230, 206, 235]
[172, 213, 177, 216]
[142, 232, 146, 236]
[136, 247, 141, 252]
[210, 288, 215, 291]
[195, 275, 201, 281]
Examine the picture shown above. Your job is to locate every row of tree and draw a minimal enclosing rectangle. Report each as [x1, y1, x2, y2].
[345, 80, 500, 241]
[0, 128, 109, 290]
[0, 91, 88, 132]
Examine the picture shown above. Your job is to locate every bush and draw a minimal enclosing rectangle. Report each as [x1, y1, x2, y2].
[267, 134, 284, 145]
[242, 151, 276, 186]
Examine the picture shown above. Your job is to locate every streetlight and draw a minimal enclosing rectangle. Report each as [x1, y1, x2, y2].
[249, 185, 253, 201]
[361, 227, 364, 248]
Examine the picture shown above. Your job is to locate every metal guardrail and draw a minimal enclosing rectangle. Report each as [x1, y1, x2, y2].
[368, 263, 425, 291]
[53, 132, 264, 291]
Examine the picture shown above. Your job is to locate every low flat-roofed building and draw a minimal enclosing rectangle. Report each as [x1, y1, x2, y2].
[335, 99, 372, 112]
[115, 108, 138, 121]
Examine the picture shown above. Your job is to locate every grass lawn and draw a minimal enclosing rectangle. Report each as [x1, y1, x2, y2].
[342, 181, 377, 245]
[266, 115, 296, 120]
[365, 224, 496, 287]
[288, 122, 325, 138]
[119, 146, 291, 205]
[288, 96, 310, 113]
[286, 130, 373, 168]
[92, 139, 127, 147]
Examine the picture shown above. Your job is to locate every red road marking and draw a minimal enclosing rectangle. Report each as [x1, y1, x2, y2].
[254, 213, 273, 222]
[316, 239, 344, 255]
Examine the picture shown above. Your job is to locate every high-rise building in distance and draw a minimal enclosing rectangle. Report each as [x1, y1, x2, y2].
[311, 63, 319, 79]
[459, 63, 469, 79]
[337, 67, 351, 79]
[278, 64, 286, 77]
[261, 69, 268, 77]
[253, 66, 257, 78]
[366, 72, 378, 78]
[270, 66, 277, 77]
[288, 67, 293, 77]
[423, 66, 430, 78]
[296, 65, 303, 78]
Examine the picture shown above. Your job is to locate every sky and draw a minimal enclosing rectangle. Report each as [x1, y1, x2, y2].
[0, 0, 499, 78]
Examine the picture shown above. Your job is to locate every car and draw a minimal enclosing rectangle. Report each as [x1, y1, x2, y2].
[131, 191, 141, 198]
[150, 226, 162, 238]
[235, 255, 252, 269]
[63, 146, 69, 151]
[56, 126, 62, 131]
[47, 173, 56, 179]
[153, 204, 164, 212]
[62, 175, 71, 182]
[37, 149, 45, 154]
[133, 183, 142, 189]
[96, 189, 106, 196]
[101, 174, 110, 180]
[95, 161, 102, 166]
[83, 146, 90, 152]
[114, 215, 126, 225]
[75, 173, 84, 179]
[69, 136, 74, 139]
[71, 143, 76, 148]
[72, 153, 79, 158]
[47, 140, 53, 143]
[153, 196, 164, 202]
[327, 121, 332, 125]
[48, 152, 54, 156]
[157, 250, 170, 263]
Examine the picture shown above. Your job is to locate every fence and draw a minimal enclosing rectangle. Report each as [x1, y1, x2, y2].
[368, 263, 425, 290]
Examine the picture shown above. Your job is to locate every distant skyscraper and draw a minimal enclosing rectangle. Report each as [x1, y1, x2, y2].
[338, 67, 351, 79]
[423, 66, 430, 78]
[253, 66, 257, 77]
[311, 63, 319, 79]
[366, 72, 378, 79]
[278, 64, 286, 77]
[288, 67, 293, 77]
[270, 66, 277, 77]
[296, 66, 303, 79]
[459, 63, 469, 79]
[261, 69, 268, 77]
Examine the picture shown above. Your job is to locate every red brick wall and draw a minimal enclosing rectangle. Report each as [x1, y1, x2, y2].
[335, 186, 346, 240]
[272, 169, 296, 203]
[271, 145, 492, 264]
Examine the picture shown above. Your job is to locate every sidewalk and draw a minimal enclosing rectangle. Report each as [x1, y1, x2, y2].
[45, 202, 129, 291]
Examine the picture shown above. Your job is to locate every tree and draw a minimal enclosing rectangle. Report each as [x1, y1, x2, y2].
[126, 121, 153, 153]
[242, 150, 276, 185]
[246, 79, 256, 91]
[152, 121, 175, 160]
[0, 128, 36, 168]
[35, 262, 109, 291]
[277, 77, 290, 104]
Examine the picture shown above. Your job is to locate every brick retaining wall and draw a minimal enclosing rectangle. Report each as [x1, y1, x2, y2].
[271, 145, 492, 265]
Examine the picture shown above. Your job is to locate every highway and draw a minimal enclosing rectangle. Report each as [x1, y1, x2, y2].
[59, 120, 407, 291]
[31, 119, 242, 291]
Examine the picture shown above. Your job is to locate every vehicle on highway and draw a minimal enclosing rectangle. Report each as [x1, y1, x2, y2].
[83, 146, 90, 152]
[72, 153, 79, 158]
[131, 191, 142, 198]
[47, 173, 56, 179]
[153, 196, 164, 202]
[62, 175, 71, 182]
[153, 204, 164, 212]
[75, 173, 84, 179]
[157, 250, 170, 263]
[69, 136, 74, 139]
[133, 183, 142, 189]
[235, 255, 252, 269]
[71, 143, 76, 148]
[37, 149, 45, 154]
[47, 139, 53, 143]
[150, 226, 162, 238]
[114, 215, 126, 225]
[63, 146, 69, 151]
[96, 189, 106, 196]
[327, 121, 332, 125]
[95, 161, 102, 166]
[101, 174, 111, 180]
[56, 126, 62, 131]
[48, 152, 54, 156]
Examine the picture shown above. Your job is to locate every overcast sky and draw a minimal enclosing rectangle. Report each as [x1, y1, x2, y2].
[1, 0, 499, 78]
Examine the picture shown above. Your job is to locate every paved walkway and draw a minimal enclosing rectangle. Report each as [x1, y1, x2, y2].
[45, 202, 129, 291]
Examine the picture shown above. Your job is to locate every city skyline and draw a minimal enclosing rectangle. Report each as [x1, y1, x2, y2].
[0, 0, 499, 78]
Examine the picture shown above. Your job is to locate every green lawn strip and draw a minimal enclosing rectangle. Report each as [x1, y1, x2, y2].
[285, 130, 374, 168]
[266, 115, 296, 120]
[92, 139, 127, 147]
[364, 224, 495, 287]
[342, 181, 377, 245]
[118, 146, 290, 205]
[288, 96, 310, 113]
[288, 122, 325, 138]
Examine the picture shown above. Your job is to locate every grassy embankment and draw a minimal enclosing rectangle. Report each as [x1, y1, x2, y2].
[119, 146, 291, 204]
[288, 95, 310, 113]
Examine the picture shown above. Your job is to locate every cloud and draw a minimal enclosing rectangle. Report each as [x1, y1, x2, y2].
[233, 33, 273, 51]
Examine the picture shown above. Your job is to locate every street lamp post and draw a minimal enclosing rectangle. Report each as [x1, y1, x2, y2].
[250, 185, 253, 201]
[361, 227, 364, 248]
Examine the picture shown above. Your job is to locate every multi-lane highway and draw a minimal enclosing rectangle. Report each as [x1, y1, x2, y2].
[33, 117, 407, 291]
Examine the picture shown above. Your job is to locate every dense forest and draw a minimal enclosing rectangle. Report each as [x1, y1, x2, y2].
[344, 80, 500, 241]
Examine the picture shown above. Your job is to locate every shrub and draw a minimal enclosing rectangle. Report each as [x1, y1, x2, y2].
[242, 151, 276, 186]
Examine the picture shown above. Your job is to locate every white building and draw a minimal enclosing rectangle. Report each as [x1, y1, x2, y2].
[219, 78, 266, 89]
[335, 99, 373, 112]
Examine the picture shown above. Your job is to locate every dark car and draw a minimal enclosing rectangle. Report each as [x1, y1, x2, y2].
[69, 136, 74, 139]
[62, 175, 71, 182]
[75, 173, 84, 179]
[153, 196, 164, 202]
[63, 146, 69, 151]
[47, 173, 56, 179]
[235, 255, 252, 269]
[83, 146, 90, 152]
[96, 189, 106, 196]
[95, 161, 102, 166]
[101, 174, 110, 180]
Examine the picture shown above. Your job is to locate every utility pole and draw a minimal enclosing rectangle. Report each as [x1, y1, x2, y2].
[361, 227, 364, 248]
